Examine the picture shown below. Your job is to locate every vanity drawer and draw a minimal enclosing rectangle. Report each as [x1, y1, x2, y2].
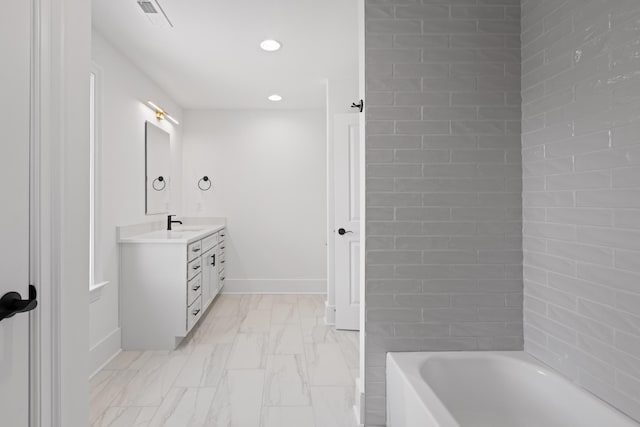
[187, 240, 202, 261]
[202, 233, 218, 253]
[187, 274, 202, 306]
[187, 296, 203, 332]
[187, 256, 202, 280]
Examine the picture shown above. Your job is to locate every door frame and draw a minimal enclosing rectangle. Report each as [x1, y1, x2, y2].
[29, 0, 91, 425]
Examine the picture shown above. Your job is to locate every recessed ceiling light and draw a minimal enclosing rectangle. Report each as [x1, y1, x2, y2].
[268, 94, 283, 102]
[260, 39, 282, 52]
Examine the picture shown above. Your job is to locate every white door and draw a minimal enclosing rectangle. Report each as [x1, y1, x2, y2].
[334, 114, 361, 331]
[0, 0, 34, 425]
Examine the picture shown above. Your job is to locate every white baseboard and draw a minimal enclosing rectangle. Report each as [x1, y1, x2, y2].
[222, 279, 326, 294]
[89, 327, 121, 378]
[325, 301, 336, 325]
[354, 376, 365, 426]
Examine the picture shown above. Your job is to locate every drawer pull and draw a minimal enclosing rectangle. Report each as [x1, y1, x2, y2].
[221, 260, 225, 264]
[221, 234, 226, 237]
[221, 246, 225, 250]
[220, 276, 225, 281]
[192, 285, 201, 291]
[192, 308, 201, 316]
[192, 248, 201, 252]
[193, 265, 201, 270]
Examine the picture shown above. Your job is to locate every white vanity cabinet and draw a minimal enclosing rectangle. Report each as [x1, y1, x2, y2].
[119, 225, 226, 350]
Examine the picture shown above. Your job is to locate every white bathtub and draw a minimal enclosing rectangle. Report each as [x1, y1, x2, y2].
[386, 351, 639, 427]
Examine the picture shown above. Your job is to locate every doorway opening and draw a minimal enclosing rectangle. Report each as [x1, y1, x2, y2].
[87, 1, 366, 426]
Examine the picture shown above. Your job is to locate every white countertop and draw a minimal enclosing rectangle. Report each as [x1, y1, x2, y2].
[118, 224, 225, 244]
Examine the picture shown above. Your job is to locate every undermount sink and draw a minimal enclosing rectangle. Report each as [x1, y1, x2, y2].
[173, 226, 206, 232]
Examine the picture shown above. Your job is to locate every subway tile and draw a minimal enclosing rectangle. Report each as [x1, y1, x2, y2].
[451, 34, 505, 48]
[423, 20, 479, 34]
[394, 5, 450, 19]
[452, 92, 505, 105]
[422, 250, 477, 264]
[394, 294, 451, 308]
[395, 207, 451, 221]
[367, 48, 422, 64]
[367, 220, 423, 235]
[369, 164, 422, 177]
[395, 177, 506, 192]
[395, 92, 450, 106]
[367, 308, 422, 323]
[367, 20, 422, 34]
[367, 106, 421, 120]
[367, 193, 423, 207]
[577, 227, 640, 251]
[615, 250, 640, 274]
[451, 63, 506, 77]
[546, 208, 613, 227]
[452, 6, 505, 19]
[394, 34, 449, 48]
[422, 107, 477, 120]
[367, 279, 422, 294]
[368, 135, 422, 149]
[451, 121, 505, 135]
[394, 323, 451, 337]
[546, 171, 611, 191]
[478, 19, 521, 34]
[578, 300, 640, 337]
[576, 147, 640, 172]
[422, 307, 478, 322]
[367, 250, 422, 265]
[393, 63, 449, 77]
[452, 322, 522, 337]
[577, 263, 640, 294]
[395, 121, 451, 135]
[422, 77, 477, 91]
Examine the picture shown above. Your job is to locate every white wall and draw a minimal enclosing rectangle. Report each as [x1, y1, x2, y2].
[182, 110, 326, 293]
[90, 30, 183, 374]
[325, 78, 359, 323]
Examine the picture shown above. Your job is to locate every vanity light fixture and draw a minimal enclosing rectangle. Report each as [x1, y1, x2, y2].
[268, 94, 283, 102]
[260, 39, 282, 52]
[147, 101, 180, 125]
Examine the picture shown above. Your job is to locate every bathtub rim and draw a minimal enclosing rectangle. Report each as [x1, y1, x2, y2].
[386, 350, 639, 427]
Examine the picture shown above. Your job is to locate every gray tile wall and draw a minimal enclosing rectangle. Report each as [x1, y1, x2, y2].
[521, 0, 640, 422]
[364, 1, 522, 425]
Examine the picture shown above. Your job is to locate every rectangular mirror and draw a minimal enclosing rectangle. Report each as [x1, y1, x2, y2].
[145, 121, 171, 214]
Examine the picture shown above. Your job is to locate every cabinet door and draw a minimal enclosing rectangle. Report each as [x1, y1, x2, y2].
[201, 248, 214, 307]
[212, 249, 220, 296]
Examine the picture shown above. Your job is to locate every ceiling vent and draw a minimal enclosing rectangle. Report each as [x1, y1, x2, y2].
[136, 0, 173, 27]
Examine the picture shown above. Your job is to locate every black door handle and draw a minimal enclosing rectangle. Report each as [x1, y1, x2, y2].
[0, 285, 37, 322]
[338, 228, 353, 235]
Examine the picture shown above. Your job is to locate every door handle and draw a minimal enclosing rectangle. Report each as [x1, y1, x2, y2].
[0, 285, 37, 322]
[211, 254, 216, 267]
[338, 228, 353, 236]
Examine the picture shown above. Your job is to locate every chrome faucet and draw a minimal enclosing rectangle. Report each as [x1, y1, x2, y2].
[167, 215, 183, 231]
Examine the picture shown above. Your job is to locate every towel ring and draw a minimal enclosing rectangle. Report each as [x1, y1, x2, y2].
[152, 176, 166, 191]
[198, 176, 212, 191]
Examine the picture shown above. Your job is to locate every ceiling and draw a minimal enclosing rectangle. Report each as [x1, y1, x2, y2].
[92, 0, 359, 110]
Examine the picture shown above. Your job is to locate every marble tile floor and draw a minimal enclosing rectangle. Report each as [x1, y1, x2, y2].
[90, 294, 360, 427]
